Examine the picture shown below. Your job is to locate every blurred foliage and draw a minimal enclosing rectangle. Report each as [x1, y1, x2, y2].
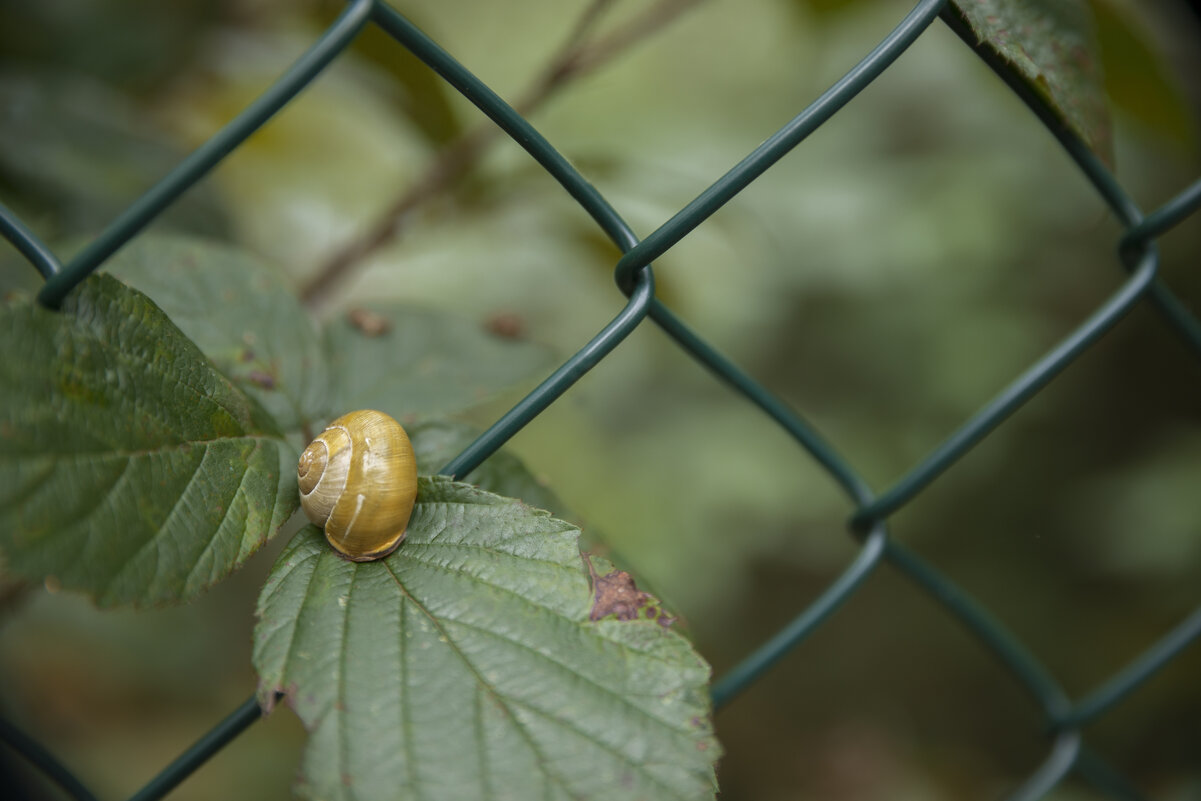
[2, 0, 1201, 799]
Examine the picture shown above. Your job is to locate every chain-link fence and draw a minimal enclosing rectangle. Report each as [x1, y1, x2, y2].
[3, 0, 1201, 799]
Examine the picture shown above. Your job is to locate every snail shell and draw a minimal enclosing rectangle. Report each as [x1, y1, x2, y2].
[297, 410, 418, 562]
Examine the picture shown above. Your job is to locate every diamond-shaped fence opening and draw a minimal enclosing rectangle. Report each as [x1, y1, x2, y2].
[2, 0, 1201, 799]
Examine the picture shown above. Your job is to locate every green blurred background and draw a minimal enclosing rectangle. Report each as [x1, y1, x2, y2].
[2, 0, 1200, 798]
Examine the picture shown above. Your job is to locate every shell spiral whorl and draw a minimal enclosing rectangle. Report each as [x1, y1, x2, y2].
[298, 410, 418, 562]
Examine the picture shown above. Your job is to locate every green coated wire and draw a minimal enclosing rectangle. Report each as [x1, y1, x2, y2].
[0, 201, 62, 279]
[34, 0, 375, 310]
[1006, 731, 1082, 801]
[1063, 603, 1201, 729]
[1074, 747, 1152, 801]
[0, 716, 99, 801]
[711, 525, 887, 708]
[1123, 177, 1201, 248]
[124, 695, 265, 801]
[1119, 179, 1201, 354]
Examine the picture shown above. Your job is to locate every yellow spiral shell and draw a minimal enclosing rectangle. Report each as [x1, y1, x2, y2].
[297, 410, 418, 562]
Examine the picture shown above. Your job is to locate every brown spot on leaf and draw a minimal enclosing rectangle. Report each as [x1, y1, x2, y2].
[347, 307, 391, 337]
[246, 370, 276, 389]
[485, 312, 526, 339]
[586, 557, 675, 626]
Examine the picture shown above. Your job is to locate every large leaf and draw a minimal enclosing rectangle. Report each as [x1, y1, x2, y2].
[324, 304, 553, 421]
[0, 274, 297, 606]
[254, 478, 719, 801]
[102, 233, 329, 438]
[948, 0, 1113, 166]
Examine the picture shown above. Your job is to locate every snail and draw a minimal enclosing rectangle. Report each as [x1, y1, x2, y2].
[297, 410, 418, 562]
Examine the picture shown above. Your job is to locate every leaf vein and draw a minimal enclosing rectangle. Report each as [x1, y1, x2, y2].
[396, 555, 688, 670]
[440, 615, 696, 738]
[381, 560, 584, 801]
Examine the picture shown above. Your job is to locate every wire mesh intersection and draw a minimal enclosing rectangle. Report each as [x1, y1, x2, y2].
[2, 0, 1201, 799]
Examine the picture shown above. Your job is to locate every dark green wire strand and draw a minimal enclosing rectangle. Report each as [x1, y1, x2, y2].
[1074, 747, 1151, 801]
[0, 716, 99, 801]
[1117, 178, 1201, 356]
[711, 524, 887, 709]
[1062, 602, 1201, 729]
[125, 695, 265, 801]
[613, 0, 947, 290]
[1124, 177, 1201, 247]
[34, 0, 375, 310]
[1006, 731, 1082, 801]
[0, 201, 62, 279]
[852, 250, 1159, 527]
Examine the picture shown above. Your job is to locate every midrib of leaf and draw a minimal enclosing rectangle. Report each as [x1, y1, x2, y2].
[95, 438, 271, 599]
[20, 433, 285, 460]
[337, 565, 357, 801]
[398, 594, 422, 801]
[179, 436, 277, 588]
[83, 307, 250, 435]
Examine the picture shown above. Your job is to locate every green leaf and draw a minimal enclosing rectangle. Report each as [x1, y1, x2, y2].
[0, 274, 297, 606]
[948, 0, 1114, 166]
[254, 478, 719, 801]
[324, 304, 553, 421]
[102, 233, 329, 437]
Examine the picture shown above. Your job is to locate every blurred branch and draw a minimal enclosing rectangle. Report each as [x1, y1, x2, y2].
[299, 0, 704, 308]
